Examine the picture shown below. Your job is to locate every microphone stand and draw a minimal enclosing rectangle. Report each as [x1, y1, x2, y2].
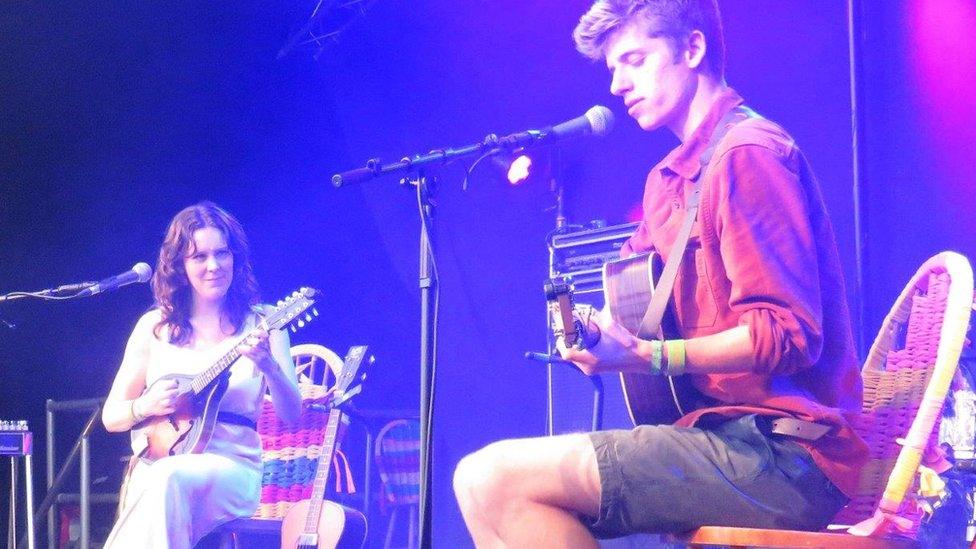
[333, 121, 599, 546]
[412, 170, 436, 549]
[2, 286, 101, 549]
[2, 278, 144, 548]
[0, 284, 96, 304]
[335, 144, 499, 548]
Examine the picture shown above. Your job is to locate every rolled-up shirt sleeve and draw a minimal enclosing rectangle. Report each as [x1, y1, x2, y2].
[708, 143, 825, 376]
[622, 221, 650, 258]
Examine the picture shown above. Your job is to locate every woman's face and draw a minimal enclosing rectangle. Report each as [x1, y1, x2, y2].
[183, 226, 234, 306]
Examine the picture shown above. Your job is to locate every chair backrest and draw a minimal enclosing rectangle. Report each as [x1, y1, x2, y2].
[252, 344, 350, 519]
[374, 419, 421, 506]
[291, 343, 344, 387]
[834, 252, 973, 534]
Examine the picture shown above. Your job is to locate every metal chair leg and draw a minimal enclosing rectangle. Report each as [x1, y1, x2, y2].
[407, 504, 417, 549]
[384, 506, 400, 549]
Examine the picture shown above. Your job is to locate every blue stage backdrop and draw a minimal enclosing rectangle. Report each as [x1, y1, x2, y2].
[3, 0, 972, 547]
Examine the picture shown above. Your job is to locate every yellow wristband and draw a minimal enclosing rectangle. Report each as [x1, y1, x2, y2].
[663, 339, 686, 376]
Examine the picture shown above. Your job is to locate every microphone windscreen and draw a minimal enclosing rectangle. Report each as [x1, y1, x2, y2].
[584, 105, 615, 137]
[132, 262, 153, 283]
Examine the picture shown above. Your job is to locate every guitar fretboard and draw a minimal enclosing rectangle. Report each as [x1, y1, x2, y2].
[303, 406, 342, 534]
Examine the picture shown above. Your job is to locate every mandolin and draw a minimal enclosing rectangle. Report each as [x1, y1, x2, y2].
[131, 288, 319, 463]
[280, 345, 371, 549]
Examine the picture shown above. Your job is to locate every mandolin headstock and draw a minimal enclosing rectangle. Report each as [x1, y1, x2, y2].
[267, 287, 319, 334]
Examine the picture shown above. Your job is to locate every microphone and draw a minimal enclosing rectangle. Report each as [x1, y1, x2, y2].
[76, 262, 153, 297]
[496, 105, 615, 150]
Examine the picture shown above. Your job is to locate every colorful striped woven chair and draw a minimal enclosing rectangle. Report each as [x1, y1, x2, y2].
[214, 344, 356, 548]
[374, 419, 420, 549]
[674, 251, 974, 548]
[253, 344, 354, 520]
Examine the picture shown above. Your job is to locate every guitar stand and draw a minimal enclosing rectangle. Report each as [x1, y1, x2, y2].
[589, 375, 604, 432]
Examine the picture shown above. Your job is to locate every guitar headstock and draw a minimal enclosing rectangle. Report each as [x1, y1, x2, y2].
[331, 345, 372, 410]
[266, 287, 319, 334]
[545, 277, 600, 350]
[545, 277, 582, 349]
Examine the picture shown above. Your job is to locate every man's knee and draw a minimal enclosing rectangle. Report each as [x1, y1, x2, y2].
[453, 440, 520, 511]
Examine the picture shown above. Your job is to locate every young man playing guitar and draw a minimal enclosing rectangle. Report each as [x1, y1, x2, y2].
[453, 1, 867, 545]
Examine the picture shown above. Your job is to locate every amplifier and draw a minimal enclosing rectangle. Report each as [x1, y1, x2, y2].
[549, 221, 638, 295]
[0, 420, 33, 456]
[545, 221, 639, 435]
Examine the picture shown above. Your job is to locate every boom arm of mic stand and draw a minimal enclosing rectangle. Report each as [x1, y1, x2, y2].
[332, 138, 500, 187]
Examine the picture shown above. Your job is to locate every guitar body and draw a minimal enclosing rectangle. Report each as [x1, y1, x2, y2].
[130, 372, 229, 463]
[280, 500, 367, 549]
[278, 345, 371, 549]
[602, 253, 703, 426]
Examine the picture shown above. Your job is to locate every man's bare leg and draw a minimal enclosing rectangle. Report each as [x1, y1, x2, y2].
[453, 433, 602, 548]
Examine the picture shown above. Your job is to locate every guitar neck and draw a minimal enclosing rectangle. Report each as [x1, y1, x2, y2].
[303, 407, 342, 534]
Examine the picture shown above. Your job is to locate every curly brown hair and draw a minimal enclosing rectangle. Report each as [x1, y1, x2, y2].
[152, 201, 261, 345]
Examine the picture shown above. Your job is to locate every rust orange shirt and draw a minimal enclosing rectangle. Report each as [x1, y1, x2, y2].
[621, 88, 867, 497]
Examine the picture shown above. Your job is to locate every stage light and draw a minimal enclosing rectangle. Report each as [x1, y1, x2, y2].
[506, 155, 532, 185]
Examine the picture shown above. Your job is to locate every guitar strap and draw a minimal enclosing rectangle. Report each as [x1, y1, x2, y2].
[637, 105, 758, 339]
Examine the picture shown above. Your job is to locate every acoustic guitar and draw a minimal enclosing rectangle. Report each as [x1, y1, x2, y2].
[280, 345, 371, 549]
[131, 288, 319, 462]
[546, 253, 705, 425]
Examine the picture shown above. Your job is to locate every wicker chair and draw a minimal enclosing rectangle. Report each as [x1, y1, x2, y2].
[215, 344, 355, 548]
[374, 419, 421, 549]
[675, 251, 974, 548]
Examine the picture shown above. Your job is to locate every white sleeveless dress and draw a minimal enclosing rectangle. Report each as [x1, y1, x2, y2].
[104, 310, 273, 549]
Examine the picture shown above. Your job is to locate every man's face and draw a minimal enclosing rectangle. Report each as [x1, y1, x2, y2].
[605, 22, 695, 132]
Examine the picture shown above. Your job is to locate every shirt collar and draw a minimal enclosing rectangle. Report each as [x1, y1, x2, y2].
[663, 88, 745, 181]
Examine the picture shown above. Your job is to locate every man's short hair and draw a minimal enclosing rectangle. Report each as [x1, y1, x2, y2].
[573, 0, 726, 79]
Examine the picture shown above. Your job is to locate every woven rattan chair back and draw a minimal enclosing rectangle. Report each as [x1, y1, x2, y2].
[837, 252, 973, 531]
[676, 251, 974, 547]
[251, 344, 348, 519]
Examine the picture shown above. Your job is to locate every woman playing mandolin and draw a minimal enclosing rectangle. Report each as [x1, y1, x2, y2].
[101, 201, 302, 548]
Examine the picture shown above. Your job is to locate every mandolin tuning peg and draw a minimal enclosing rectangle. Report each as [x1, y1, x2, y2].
[297, 319, 306, 328]
[277, 300, 284, 307]
[290, 325, 297, 333]
[312, 308, 319, 316]
[304, 313, 312, 322]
